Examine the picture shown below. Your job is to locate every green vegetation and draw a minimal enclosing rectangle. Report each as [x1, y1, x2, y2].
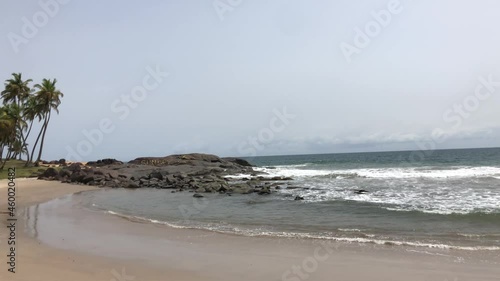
[0, 160, 50, 179]
[0, 73, 64, 170]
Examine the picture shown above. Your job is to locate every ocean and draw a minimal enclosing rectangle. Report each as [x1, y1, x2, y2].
[83, 147, 500, 251]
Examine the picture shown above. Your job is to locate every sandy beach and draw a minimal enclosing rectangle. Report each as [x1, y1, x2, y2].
[0, 179, 499, 281]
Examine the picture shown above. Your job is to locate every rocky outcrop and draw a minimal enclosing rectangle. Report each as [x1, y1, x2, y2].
[86, 158, 123, 167]
[41, 159, 67, 166]
[38, 153, 294, 196]
[129, 153, 221, 166]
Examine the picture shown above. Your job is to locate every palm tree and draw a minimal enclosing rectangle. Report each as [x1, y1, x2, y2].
[5, 104, 26, 160]
[23, 95, 43, 166]
[32, 78, 64, 166]
[0, 107, 15, 158]
[1, 73, 32, 107]
[1, 73, 33, 162]
[0, 105, 17, 169]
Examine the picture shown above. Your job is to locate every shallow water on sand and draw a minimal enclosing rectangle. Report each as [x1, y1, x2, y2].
[31, 148, 500, 253]
[67, 148, 500, 253]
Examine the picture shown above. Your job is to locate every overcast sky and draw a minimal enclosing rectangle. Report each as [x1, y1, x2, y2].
[1, 0, 500, 161]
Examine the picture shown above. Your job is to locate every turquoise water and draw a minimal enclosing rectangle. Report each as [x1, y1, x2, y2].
[82, 148, 500, 251]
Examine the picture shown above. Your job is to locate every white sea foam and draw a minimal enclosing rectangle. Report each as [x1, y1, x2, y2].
[103, 209, 500, 251]
[253, 165, 500, 215]
[338, 228, 362, 232]
[254, 166, 500, 179]
[289, 187, 500, 215]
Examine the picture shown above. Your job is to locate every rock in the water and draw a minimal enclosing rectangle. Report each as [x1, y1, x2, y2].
[354, 189, 368, 194]
[258, 176, 293, 181]
[221, 157, 253, 167]
[231, 183, 253, 194]
[193, 193, 204, 198]
[258, 187, 271, 195]
[294, 196, 304, 200]
[38, 153, 263, 197]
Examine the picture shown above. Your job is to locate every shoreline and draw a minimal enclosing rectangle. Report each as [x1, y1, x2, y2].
[1, 180, 499, 281]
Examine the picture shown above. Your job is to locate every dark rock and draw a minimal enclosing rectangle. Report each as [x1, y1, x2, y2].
[39, 168, 58, 179]
[83, 167, 94, 174]
[221, 157, 253, 167]
[258, 187, 271, 195]
[230, 183, 253, 194]
[37, 153, 261, 196]
[68, 163, 82, 172]
[294, 196, 304, 201]
[70, 172, 86, 183]
[193, 193, 204, 198]
[354, 189, 368, 194]
[130, 153, 222, 166]
[165, 175, 176, 183]
[271, 176, 293, 181]
[125, 182, 140, 189]
[247, 180, 261, 187]
[206, 182, 222, 191]
[58, 169, 71, 178]
[106, 171, 120, 179]
[258, 176, 293, 181]
[149, 171, 163, 180]
[81, 176, 95, 184]
[286, 186, 301, 190]
[195, 187, 206, 193]
[86, 158, 124, 167]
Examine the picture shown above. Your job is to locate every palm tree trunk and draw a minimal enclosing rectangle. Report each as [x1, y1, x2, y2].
[35, 111, 51, 166]
[29, 115, 47, 165]
[1, 151, 10, 169]
[23, 120, 34, 166]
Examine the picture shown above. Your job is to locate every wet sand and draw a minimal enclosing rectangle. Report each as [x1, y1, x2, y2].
[0, 179, 499, 281]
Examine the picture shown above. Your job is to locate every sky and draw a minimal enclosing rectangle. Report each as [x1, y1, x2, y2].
[1, 0, 500, 161]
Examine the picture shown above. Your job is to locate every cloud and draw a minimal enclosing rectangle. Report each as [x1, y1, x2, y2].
[239, 126, 500, 156]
